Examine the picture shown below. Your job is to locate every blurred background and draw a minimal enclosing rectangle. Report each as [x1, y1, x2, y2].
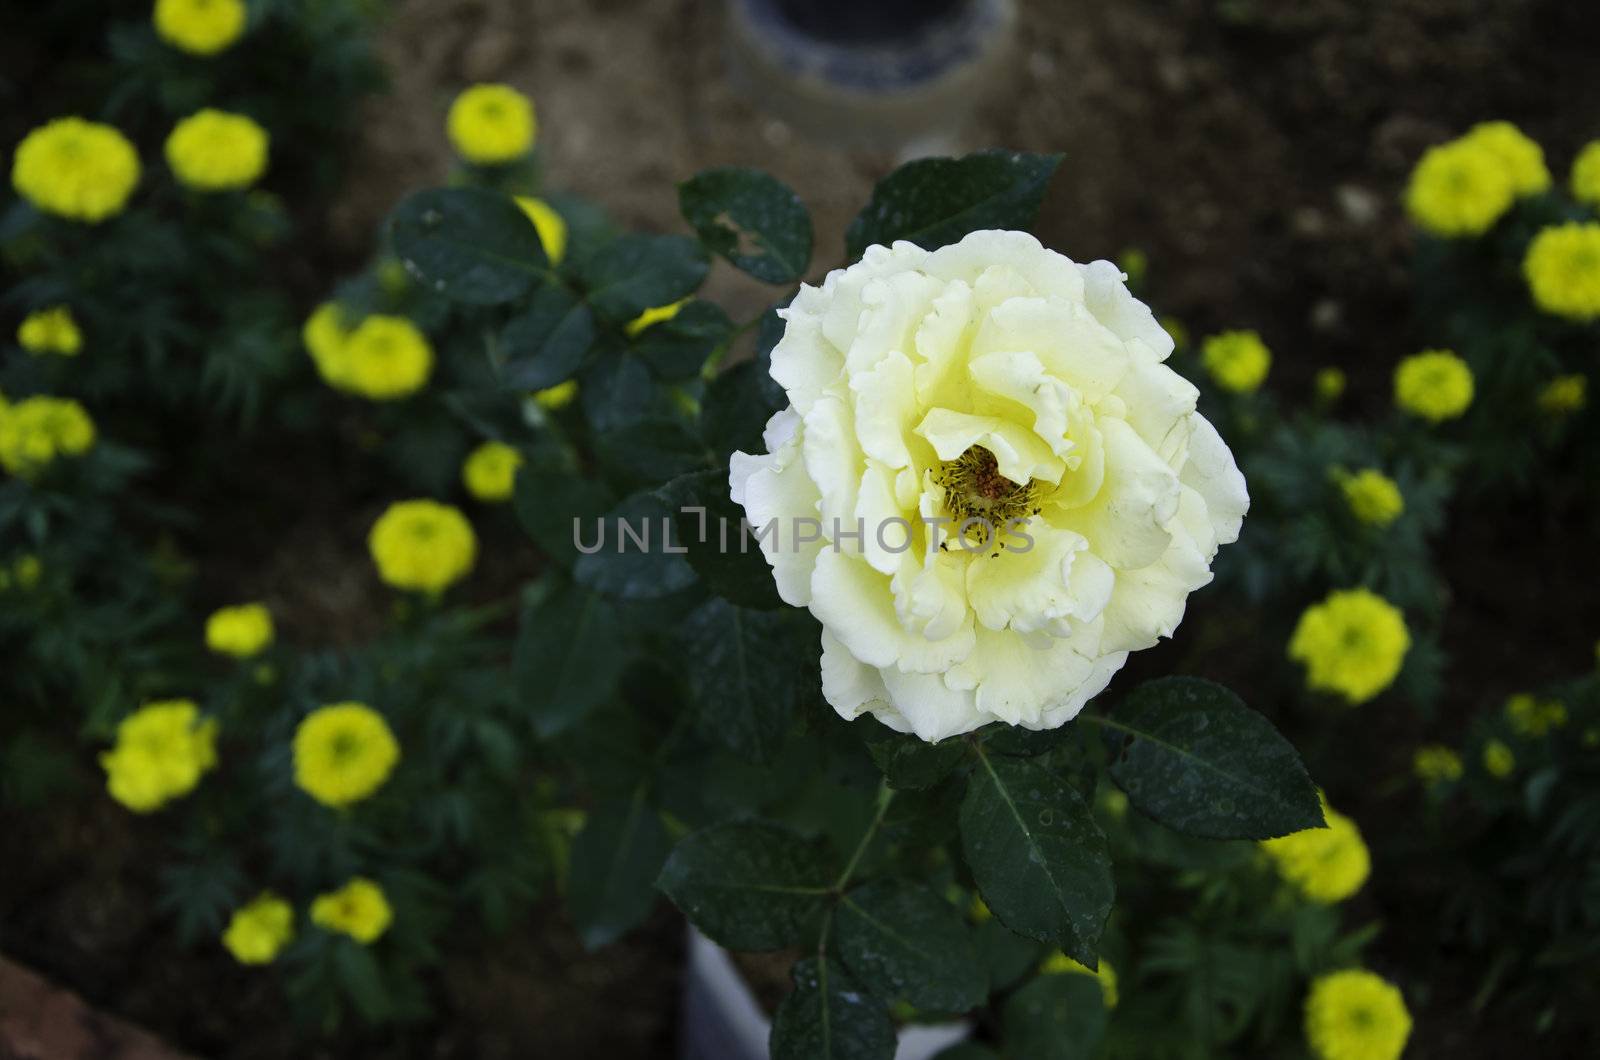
[4, 1, 1600, 1057]
[330, 0, 1600, 392]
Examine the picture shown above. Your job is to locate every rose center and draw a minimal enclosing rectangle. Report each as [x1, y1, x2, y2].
[934, 446, 1042, 539]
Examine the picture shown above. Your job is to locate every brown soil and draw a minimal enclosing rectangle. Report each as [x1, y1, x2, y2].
[11, 1, 1600, 1057]
[338, 0, 1600, 385]
[0, 772, 682, 1059]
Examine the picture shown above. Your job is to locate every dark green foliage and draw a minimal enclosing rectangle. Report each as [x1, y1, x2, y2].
[960, 751, 1114, 963]
[770, 958, 896, 1060]
[845, 150, 1063, 257]
[679, 167, 813, 283]
[656, 821, 838, 950]
[1100, 678, 1323, 840]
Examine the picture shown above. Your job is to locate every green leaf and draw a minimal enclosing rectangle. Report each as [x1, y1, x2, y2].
[577, 234, 709, 323]
[632, 300, 733, 381]
[567, 796, 672, 949]
[543, 192, 617, 265]
[499, 284, 595, 390]
[580, 350, 656, 431]
[680, 597, 811, 761]
[513, 467, 615, 570]
[835, 879, 987, 1012]
[879, 781, 961, 847]
[1001, 974, 1107, 1060]
[660, 469, 784, 610]
[702, 359, 787, 462]
[332, 940, 393, 1024]
[692, 301, 792, 460]
[679, 167, 813, 283]
[959, 750, 1112, 962]
[770, 958, 896, 1060]
[594, 417, 710, 490]
[864, 727, 968, 790]
[389, 187, 547, 305]
[1099, 677, 1323, 840]
[514, 580, 623, 737]
[981, 723, 1076, 758]
[845, 151, 1063, 258]
[656, 820, 837, 950]
[572, 490, 700, 600]
[975, 918, 1046, 993]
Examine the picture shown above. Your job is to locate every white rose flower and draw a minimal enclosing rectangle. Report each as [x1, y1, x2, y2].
[729, 231, 1248, 742]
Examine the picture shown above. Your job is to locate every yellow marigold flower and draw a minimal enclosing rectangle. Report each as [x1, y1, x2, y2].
[292, 702, 400, 807]
[1504, 693, 1567, 736]
[447, 84, 536, 165]
[1041, 953, 1118, 1008]
[99, 699, 218, 813]
[342, 315, 433, 400]
[18, 306, 82, 356]
[534, 380, 578, 410]
[1461, 120, 1550, 197]
[1394, 349, 1473, 423]
[1538, 374, 1586, 416]
[1, 553, 43, 593]
[311, 877, 392, 944]
[514, 196, 567, 264]
[222, 892, 294, 965]
[626, 298, 690, 338]
[302, 301, 354, 387]
[462, 441, 523, 502]
[0, 396, 96, 476]
[1304, 970, 1411, 1060]
[205, 602, 274, 658]
[1314, 367, 1346, 402]
[11, 117, 140, 223]
[1504, 692, 1537, 733]
[165, 109, 269, 191]
[368, 499, 476, 593]
[1406, 138, 1514, 237]
[1571, 141, 1600, 207]
[12, 554, 43, 590]
[1288, 588, 1410, 705]
[1159, 316, 1189, 350]
[1413, 745, 1463, 785]
[1523, 222, 1600, 322]
[1339, 468, 1404, 528]
[154, 0, 247, 55]
[1200, 329, 1271, 393]
[1261, 798, 1370, 903]
[1482, 739, 1515, 779]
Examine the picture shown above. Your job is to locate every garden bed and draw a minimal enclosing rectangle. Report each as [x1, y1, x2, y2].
[4, 0, 1600, 1057]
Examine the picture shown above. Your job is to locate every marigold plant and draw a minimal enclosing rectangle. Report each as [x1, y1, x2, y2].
[11, 117, 140, 222]
[292, 702, 400, 807]
[1288, 588, 1411, 704]
[446, 83, 536, 165]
